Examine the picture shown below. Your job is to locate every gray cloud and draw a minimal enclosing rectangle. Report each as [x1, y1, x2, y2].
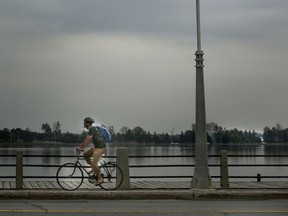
[1, 0, 288, 134]
[0, 0, 195, 39]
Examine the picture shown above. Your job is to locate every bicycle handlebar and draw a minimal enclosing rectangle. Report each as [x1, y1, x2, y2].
[74, 148, 82, 159]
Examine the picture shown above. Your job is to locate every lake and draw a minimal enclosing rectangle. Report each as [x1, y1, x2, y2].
[0, 143, 287, 181]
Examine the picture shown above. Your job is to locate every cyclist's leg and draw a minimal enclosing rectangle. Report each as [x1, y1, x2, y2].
[91, 148, 107, 184]
[83, 147, 94, 165]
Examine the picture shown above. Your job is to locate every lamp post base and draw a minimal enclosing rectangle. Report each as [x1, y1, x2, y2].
[191, 167, 212, 189]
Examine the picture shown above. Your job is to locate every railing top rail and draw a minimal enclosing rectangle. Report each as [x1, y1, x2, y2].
[1, 154, 288, 158]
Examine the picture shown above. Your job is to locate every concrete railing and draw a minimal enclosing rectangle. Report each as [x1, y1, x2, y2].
[220, 150, 229, 189]
[11, 149, 288, 190]
[16, 152, 23, 189]
[14, 148, 230, 190]
[116, 147, 130, 190]
[14, 148, 132, 190]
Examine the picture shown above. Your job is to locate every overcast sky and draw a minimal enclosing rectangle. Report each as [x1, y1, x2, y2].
[1, 0, 288, 134]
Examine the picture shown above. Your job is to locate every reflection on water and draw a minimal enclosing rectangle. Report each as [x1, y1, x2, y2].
[0, 143, 288, 181]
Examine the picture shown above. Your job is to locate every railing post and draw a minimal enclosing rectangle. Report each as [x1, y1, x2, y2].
[220, 150, 229, 189]
[257, 173, 261, 182]
[116, 147, 130, 190]
[16, 151, 23, 189]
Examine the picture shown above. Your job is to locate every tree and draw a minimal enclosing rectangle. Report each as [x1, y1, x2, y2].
[145, 131, 152, 143]
[263, 126, 276, 143]
[62, 132, 76, 143]
[276, 123, 283, 142]
[229, 129, 241, 143]
[214, 126, 227, 143]
[115, 132, 123, 142]
[41, 123, 52, 141]
[52, 121, 61, 141]
[10, 128, 23, 142]
[132, 126, 146, 143]
[123, 128, 133, 142]
[23, 128, 33, 142]
[262, 124, 288, 143]
[108, 126, 116, 142]
[179, 130, 195, 143]
[1, 128, 11, 142]
[152, 132, 161, 144]
[120, 126, 129, 134]
[160, 133, 170, 143]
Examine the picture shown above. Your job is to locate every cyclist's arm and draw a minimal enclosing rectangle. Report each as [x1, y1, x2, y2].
[79, 135, 93, 151]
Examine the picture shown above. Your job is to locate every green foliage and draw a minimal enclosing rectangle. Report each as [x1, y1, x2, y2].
[213, 127, 261, 144]
[179, 130, 195, 143]
[0, 127, 34, 142]
[2, 122, 288, 145]
[52, 121, 61, 142]
[0, 128, 11, 142]
[41, 123, 52, 141]
[263, 124, 288, 143]
[62, 132, 77, 143]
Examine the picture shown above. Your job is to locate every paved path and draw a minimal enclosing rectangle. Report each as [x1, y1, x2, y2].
[1, 180, 288, 190]
[1, 181, 288, 200]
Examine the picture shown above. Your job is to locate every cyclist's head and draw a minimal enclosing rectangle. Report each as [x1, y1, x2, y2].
[83, 117, 94, 128]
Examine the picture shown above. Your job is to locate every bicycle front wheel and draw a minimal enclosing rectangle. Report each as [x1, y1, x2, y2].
[99, 162, 123, 191]
[56, 163, 84, 191]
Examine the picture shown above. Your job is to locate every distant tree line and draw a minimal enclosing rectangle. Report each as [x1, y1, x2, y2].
[0, 122, 287, 144]
[0, 124, 205, 144]
[211, 123, 288, 144]
[0, 122, 86, 144]
[213, 127, 261, 144]
[262, 123, 288, 143]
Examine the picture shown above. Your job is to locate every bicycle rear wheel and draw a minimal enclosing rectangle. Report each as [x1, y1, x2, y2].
[99, 162, 123, 191]
[56, 163, 84, 191]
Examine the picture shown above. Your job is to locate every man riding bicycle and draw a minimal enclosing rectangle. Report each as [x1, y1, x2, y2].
[78, 117, 107, 186]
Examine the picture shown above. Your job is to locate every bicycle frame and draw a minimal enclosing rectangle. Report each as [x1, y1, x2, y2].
[56, 150, 123, 191]
[73, 151, 113, 179]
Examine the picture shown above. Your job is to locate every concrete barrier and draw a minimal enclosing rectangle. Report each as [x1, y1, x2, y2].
[116, 147, 130, 190]
[16, 152, 23, 189]
[220, 150, 229, 189]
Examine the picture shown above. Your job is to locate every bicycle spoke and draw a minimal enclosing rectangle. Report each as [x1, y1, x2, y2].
[56, 163, 83, 191]
[56, 151, 123, 191]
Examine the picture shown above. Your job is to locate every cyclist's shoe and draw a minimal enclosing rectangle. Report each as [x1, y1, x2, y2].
[95, 179, 104, 186]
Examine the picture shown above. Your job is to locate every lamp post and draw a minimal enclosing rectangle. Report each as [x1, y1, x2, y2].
[191, 0, 212, 189]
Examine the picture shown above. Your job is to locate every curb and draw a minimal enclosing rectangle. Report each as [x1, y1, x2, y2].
[1, 189, 288, 200]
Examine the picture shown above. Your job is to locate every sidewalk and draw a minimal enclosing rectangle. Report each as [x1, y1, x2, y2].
[1, 181, 288, 200]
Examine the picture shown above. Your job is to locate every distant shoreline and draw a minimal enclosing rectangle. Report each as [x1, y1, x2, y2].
[0, 141, 79, 148]
[1, 142, 288, 148]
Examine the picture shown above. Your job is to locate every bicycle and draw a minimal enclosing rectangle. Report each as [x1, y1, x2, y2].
[56, 149, 123, 191]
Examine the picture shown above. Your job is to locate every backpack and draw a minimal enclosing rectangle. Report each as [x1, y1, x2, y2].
[96, 124, 111, 143]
